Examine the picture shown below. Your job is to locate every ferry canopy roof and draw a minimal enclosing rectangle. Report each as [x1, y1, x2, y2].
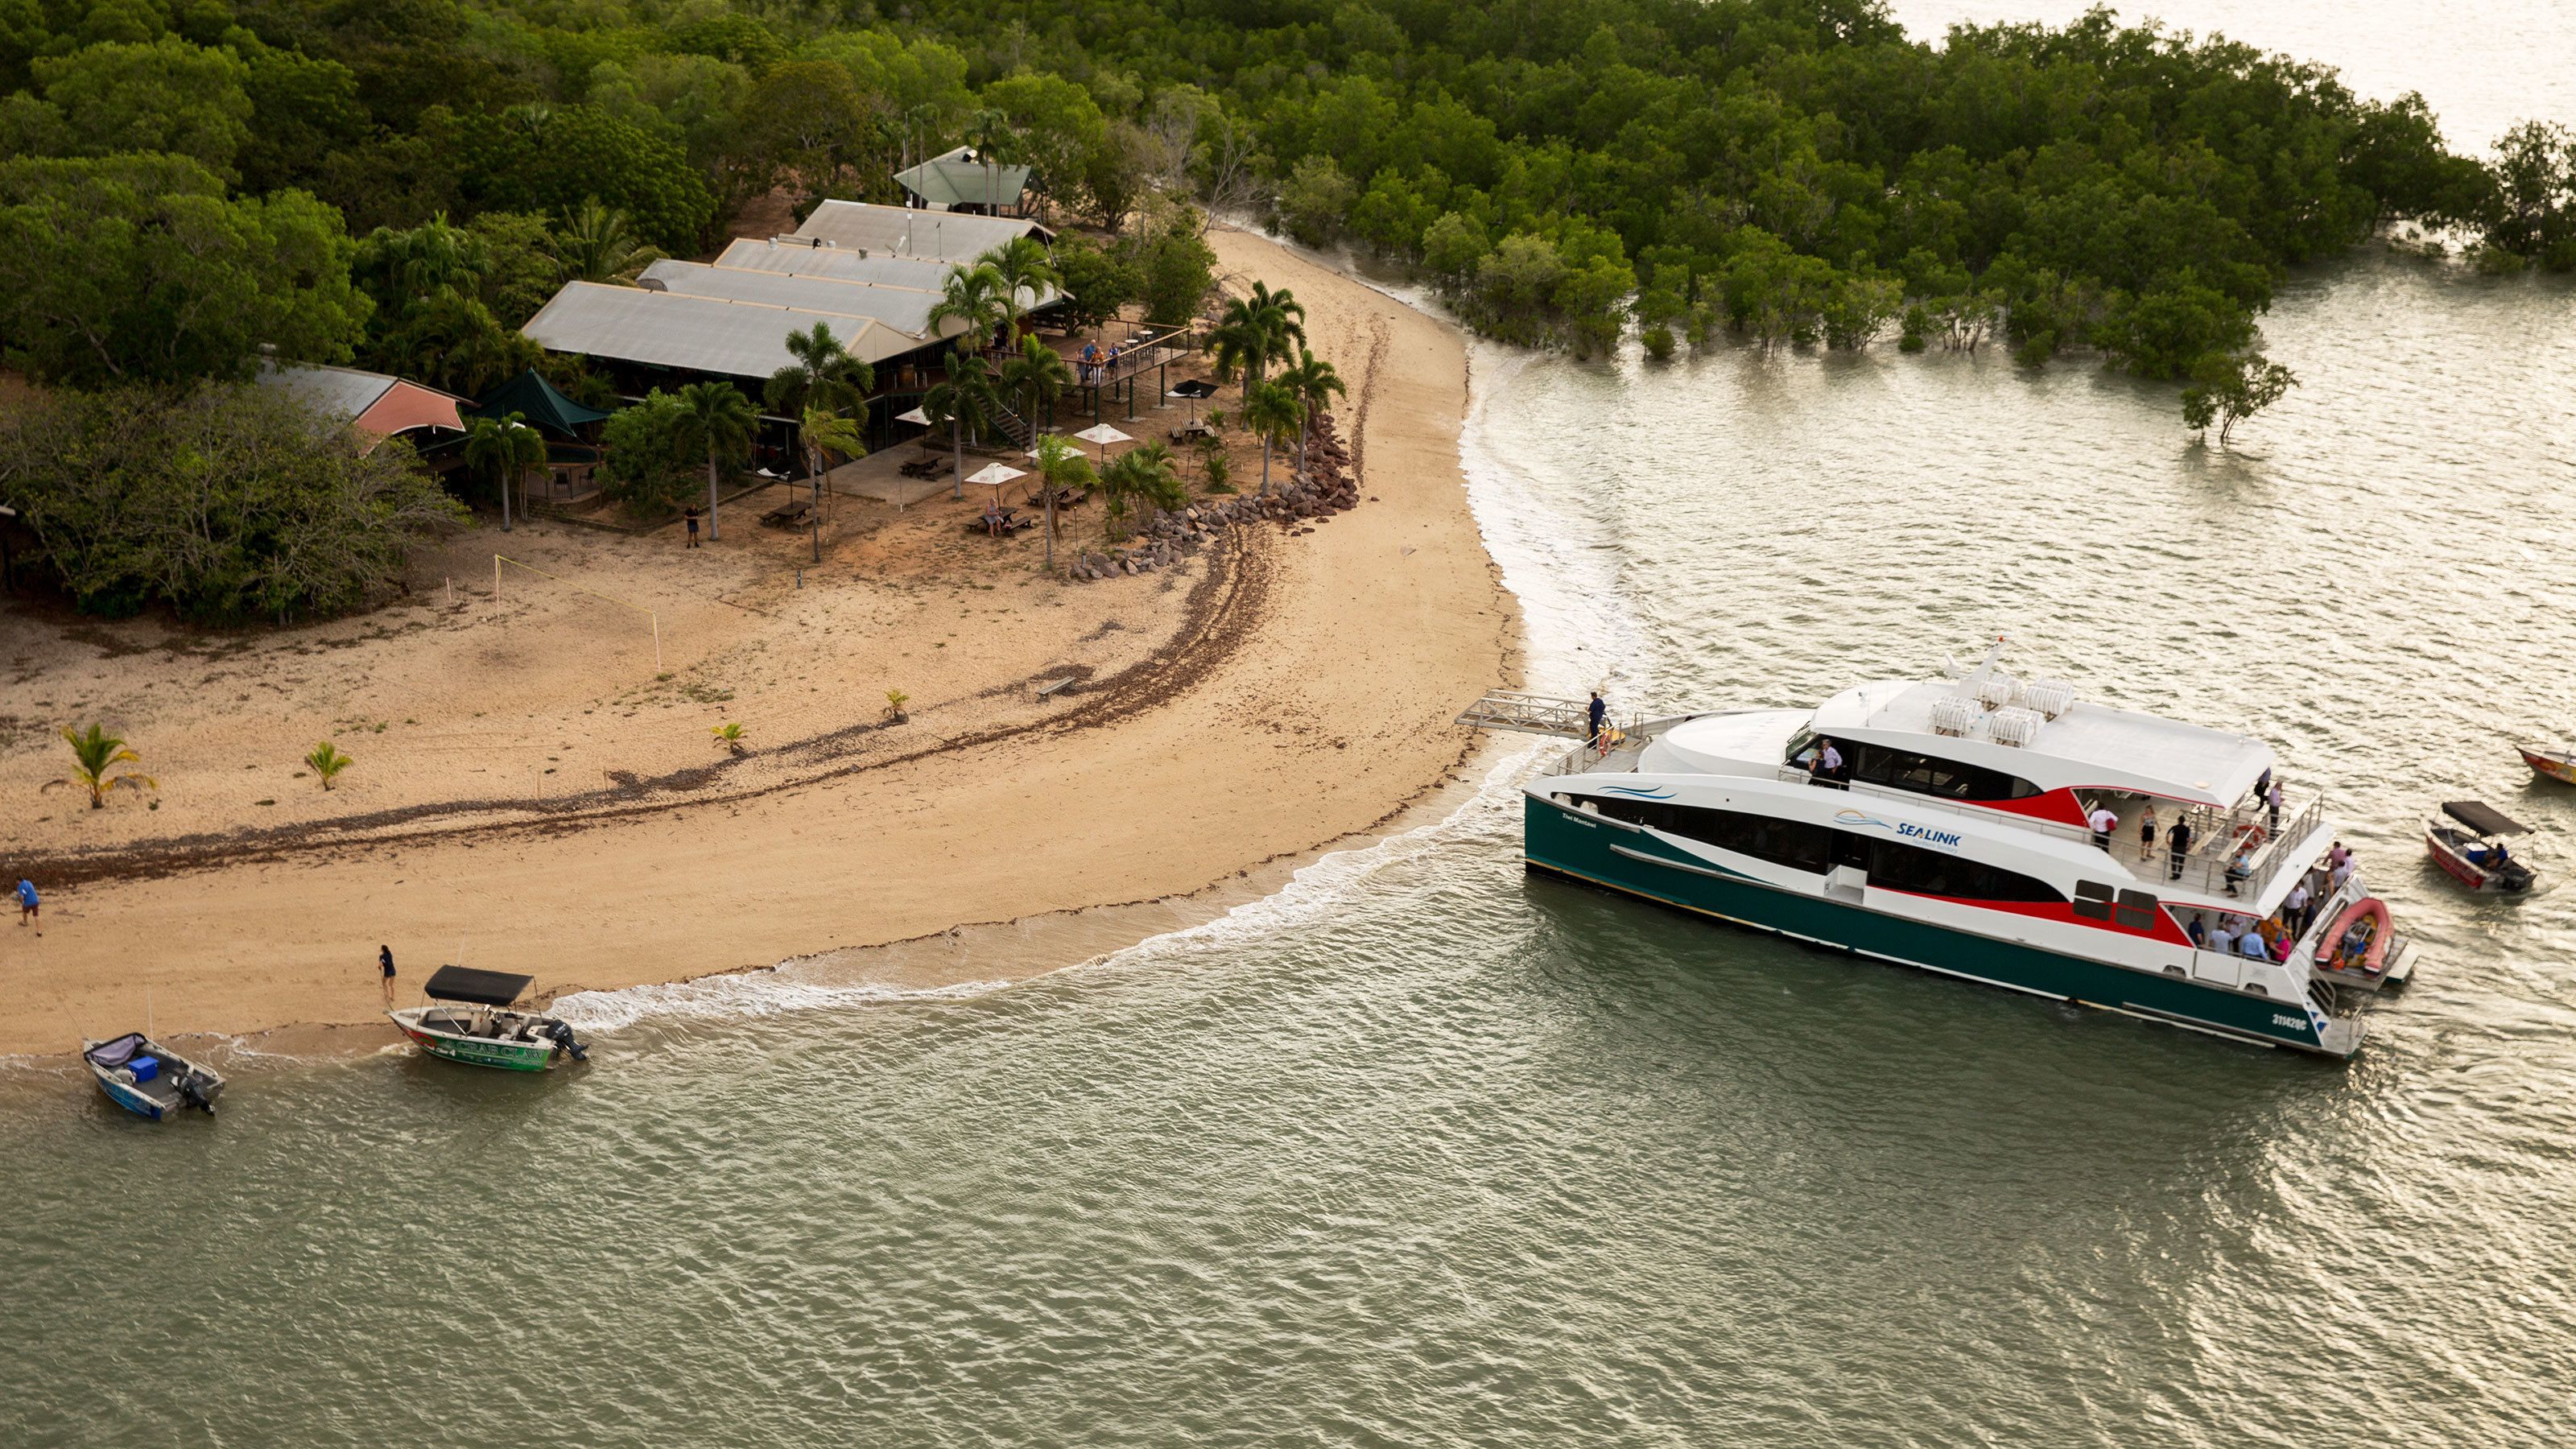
[1804, 680, 2274, 807]
[423, 966, 535, 1006]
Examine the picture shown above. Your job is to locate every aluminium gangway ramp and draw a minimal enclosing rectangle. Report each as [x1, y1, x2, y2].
[1455, 690, 1595, 740]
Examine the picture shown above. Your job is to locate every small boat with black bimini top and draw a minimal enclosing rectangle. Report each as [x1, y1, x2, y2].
[2517, 743, 2576, 786]
[81, 1034, 225, 1120]
[389, 965, 588, 1071]
[2425, 801, 2536, 894]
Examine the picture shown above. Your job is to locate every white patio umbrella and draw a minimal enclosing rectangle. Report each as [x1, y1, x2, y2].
[1073, 423, 1131, 465]
[963, 461, 1026, 509]
[895, 407, 931, 425]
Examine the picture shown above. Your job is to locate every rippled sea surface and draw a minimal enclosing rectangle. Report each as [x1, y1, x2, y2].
[10, 191, 2576, 1449]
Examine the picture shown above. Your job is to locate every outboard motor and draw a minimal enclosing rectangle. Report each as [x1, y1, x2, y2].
[176, 1071, 216, 1115]
[541, 1020, 588, 1063]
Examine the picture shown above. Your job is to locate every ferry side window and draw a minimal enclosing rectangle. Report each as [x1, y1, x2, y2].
[2073, 881, 2115, 921]
[2113, 890, 2159, 931]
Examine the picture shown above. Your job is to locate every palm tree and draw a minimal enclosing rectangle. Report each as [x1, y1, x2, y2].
[965, 107, 1013, 214]
[1028, 433, 1096, 569]
[1097, 443, 1184, 541]
[765, 322, 873, 419]
[927, 263, 1009, 353]
[553, 199, 663, 283]
[921, 345, 1001, 501]
[1242, 380, 1303, 498]
[673, 382, 758, 540]
[46, 724, 155, 809]
[1274, 348, 1347, 476]
[305, 741, 353, 791]
[997, 333, 1073, 431]
[799, 406, 865, 559]
[976, 236, 1061, 330]
[1208, 282, 1310, 389]
[462, 412, 547, 533]
[767, 323, 873, 526]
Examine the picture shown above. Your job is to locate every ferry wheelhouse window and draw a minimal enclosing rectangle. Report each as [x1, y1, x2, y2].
[2073, 882, 2161, 930]
[1847, 743, 2042, 802]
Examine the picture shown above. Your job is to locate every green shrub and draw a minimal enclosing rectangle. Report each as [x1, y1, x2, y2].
[0, 382, 466, 621]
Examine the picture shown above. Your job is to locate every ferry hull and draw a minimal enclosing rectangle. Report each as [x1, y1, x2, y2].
[1525, 795, 2344, 1057]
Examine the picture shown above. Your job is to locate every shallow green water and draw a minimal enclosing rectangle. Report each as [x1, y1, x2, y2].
[8, 247, 2576, 1445]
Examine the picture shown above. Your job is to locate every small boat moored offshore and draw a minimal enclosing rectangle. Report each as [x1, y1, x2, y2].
[81, 1034, 225, 1120]
[390, 966, 589, 1071]
[1460, 641, 2421, 1059]
[2516, 744, 2576, 786]
[2425, 801, 2536, 894]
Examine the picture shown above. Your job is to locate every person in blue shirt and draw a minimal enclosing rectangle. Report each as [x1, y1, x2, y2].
[2237, 927, 2269, 961]
[1587, 691, 1607, 743]
[14, 878, 36, 935]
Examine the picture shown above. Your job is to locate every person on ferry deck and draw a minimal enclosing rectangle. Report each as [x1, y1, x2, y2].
[2138, 804, 2158, 862]
[2207, 920, 2237, 955]
[2087, 804, 2120, 850]
[2266, 780, 2285, 832]
[2238, 928, 2270, 961]
[2166, 819, 2194, 881]
[1587, 691, 1607, 743]
[2283, 880, 2312, 938]
[2224, 846, 2252, 895]
[2186, 913, 2208, 948]
[1814, 738, 1844, 786]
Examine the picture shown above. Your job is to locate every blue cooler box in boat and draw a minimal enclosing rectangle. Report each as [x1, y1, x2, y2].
[130, 1055, 159, 1083]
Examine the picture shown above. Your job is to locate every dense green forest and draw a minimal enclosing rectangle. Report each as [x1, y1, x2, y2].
[2, 0, 2573, 614]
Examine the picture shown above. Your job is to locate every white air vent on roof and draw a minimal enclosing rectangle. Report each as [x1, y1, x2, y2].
[2021, 677, 2075, 719]
[1989, 705, 2044, 748]
[1930, 695, 1980, 737]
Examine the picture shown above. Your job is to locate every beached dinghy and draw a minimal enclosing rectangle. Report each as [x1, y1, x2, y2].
[2517, 744, 2576, 786]
[81, 1034, 225, 1120]
[2425, 801, 2536, 894]
[389, 966, 588, 1071]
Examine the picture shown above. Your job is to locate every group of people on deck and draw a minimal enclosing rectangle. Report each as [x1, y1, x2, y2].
[1078, 341, 1122, 386]
[2183, 840, 2367, 968]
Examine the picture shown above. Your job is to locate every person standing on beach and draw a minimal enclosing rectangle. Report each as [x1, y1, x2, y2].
[684, 506, 701, 548]
[378, 945, 397, 1006]
[14, 878, 36, 935]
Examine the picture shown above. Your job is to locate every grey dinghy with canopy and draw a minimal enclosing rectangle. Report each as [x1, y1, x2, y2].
[387, 966, 589, 1071]
[2425, 801, 2536, 894]
[82, 1033, 225, 1120]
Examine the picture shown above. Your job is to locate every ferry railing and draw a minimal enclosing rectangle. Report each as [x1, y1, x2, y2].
[1773, 767, 2099, 848]
[2162, 793, 2324, 902]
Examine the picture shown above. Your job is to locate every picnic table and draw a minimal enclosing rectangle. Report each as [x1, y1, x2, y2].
[900, 456, 951, 480]
[759, 498, 814, 529]
[967, 507, 1034, 536]
[1169, 420, 1214, 444]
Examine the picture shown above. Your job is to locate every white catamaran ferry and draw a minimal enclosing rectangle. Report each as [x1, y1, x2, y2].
[1470, 643, 2417, 1058]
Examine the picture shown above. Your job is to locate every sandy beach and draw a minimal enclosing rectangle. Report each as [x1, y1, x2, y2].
[0, 228, 1513, 1060]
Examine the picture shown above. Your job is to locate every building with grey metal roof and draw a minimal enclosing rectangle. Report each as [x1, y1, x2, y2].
[711, 239, 1064, 312]
[637, 260, 951, 339]
[791, 200, 1048, 262]
[522, 282, 914, 382]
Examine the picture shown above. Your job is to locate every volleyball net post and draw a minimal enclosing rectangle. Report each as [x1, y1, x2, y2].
[492, 554, 663, 671]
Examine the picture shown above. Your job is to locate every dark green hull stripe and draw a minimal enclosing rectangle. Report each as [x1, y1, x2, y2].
[1527, 795, 2340, 1056]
